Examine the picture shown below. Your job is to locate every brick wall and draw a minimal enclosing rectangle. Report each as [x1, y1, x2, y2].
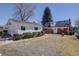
[57, 28, 69, 34]
[43, 29, 53, 34]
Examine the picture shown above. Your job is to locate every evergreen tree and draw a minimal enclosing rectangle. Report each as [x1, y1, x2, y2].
[41, 7, 53, 27]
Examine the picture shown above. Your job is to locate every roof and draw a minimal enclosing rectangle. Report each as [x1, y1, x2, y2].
[8, 19, 41, 26]
[55, 20, 70, 27]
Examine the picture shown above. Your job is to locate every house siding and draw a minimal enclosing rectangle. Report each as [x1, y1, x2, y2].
[5, 20, 42, 36]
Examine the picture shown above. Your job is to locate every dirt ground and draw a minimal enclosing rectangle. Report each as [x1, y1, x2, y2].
[0, 34, 79, 56]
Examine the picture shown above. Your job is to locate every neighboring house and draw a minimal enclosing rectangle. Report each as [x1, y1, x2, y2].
[4, 19, 42, 36]
[43, 19, 71, 34]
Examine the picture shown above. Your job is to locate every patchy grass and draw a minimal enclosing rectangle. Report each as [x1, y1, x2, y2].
[0, 34, 79, 56]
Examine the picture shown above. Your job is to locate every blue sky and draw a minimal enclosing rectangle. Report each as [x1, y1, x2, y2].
[0, 3, 79, 26]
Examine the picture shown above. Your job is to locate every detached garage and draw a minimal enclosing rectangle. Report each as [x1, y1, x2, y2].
[43, 19, 71, 34]
[43, 28, 53, 34]
[52, 20, 71, 34]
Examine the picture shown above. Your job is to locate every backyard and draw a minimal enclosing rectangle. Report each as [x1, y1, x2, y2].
[0, 34, 79, 56]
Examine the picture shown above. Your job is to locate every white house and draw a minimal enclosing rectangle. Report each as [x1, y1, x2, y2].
[4, 19, 42, 36]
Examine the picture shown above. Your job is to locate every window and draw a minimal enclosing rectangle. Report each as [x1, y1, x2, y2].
[34, 27, 38, 30]
[21, 26, 25, 30]
[3, 30, 8, 33]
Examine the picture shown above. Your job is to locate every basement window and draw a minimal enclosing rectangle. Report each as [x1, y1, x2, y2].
[21, 26, 26, 30]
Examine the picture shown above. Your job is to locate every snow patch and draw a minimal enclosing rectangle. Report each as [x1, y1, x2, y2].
[4, 40, 13, 44]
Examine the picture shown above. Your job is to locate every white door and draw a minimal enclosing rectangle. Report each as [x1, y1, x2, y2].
[53, 28, 57, 33]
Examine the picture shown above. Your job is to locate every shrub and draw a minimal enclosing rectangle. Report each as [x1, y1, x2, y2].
[13, 31, 45, 41]
[33, 32, 38, 37]
[0, 32, 2, 36]
[36, 31, 45, 37]
[69, 31, 74, 35]
[37, 32, 41, 37]
[22, 32, 34, 39]
[40, 31, 45, 36]
[22, 31, 45, 39]
[13, 34, 22, 41]
[33, 31, 45, 37]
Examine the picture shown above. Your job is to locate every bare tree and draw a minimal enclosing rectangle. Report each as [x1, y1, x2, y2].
[75, 16, 79, 30]
[14, 3, 36, 21]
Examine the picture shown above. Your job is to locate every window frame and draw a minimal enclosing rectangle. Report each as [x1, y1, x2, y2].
[34, 27, 38, 30]
[21, 26, 26, 31]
